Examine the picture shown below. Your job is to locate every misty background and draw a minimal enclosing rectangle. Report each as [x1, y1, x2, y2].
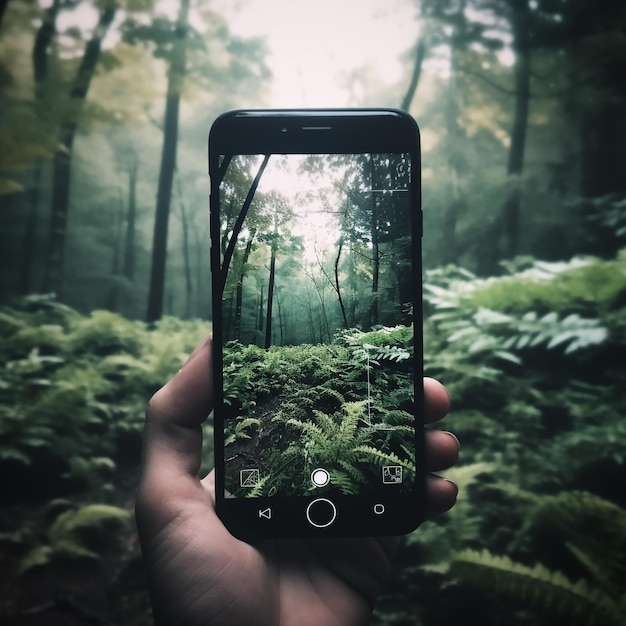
[0, 1, 625, 625]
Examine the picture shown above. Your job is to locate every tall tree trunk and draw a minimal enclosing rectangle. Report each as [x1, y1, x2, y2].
[22, 0, 60, 294]
[123, 155, 139, 280]
[43, 4, 117, 297]
[370, 157, 380, 327]
[276, 292, 285, 344]
[257, 283, 264, 335]
[305, 268, 331, 342]
[179, 193, 193, 319]
[106, 197, 125, 311]
[334, 236, 348, 327]
[218, 154, 270, 297]
[401, 39, 426, 112]
[234, 229, 256, 337]
[20, 167, 42, 294]
[264, 236, 277, 349]
[0, 0, 10, 30]
[146, 0, 190, 323]
[501, 0, 531, 259]
[440, 0, 467, 266]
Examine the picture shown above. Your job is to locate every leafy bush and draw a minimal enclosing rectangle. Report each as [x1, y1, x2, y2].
[0, 297, 211, 503]
[1, 249, 625, 626]
[374, 251, 626, 626]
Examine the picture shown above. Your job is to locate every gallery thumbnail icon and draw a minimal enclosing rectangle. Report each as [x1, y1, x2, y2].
[240, 468, 260, 487]
[382, 465, 403, 484]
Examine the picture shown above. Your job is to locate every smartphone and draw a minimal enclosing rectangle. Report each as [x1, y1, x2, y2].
[209, 109, 424, 539]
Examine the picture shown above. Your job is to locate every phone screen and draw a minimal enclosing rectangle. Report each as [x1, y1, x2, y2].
[210, 110, 423, 537]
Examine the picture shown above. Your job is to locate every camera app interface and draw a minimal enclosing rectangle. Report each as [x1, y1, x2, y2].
[215, 152, 417, 498]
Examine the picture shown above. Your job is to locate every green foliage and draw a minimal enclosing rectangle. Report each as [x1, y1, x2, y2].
[282, 402, 372, 495]
[425, 258, 616, 371]
[18, 504, 131, 575]
[224, 417, 260, 446]
[0, 297, 210, 502]
[450, 549, 625, 626]
[375, 250, 626, 626]
[1, 248, 625, 626]
[222, 331, 417, 497]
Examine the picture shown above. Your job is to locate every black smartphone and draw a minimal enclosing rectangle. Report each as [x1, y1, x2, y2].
[209, 109, 423, 539]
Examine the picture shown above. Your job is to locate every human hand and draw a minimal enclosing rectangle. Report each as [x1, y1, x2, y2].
[136, 337, 459, 626]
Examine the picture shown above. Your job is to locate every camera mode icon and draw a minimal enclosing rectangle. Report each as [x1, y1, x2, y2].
[311, 468, 330, 488]
[382, 465, 403, 485]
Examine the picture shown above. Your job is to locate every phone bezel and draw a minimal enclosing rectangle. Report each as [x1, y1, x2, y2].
[209, 109, 424, 539]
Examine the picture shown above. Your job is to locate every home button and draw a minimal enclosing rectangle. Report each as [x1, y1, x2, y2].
[306, 498, 337, 528]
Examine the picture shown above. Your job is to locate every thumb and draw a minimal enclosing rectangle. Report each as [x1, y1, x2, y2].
[140, 336, 214, 485]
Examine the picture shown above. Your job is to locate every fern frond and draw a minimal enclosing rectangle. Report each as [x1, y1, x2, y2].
[330, 469, 358, 495]
[248, 474, 270, 497]
[337, 458, 367, 486]
[287, 417, 327, 445]
[442, 462, 494, 492]
[451, 549, 624, 626]
[311, 409, 339, 436]
[354, 445, 416, 473]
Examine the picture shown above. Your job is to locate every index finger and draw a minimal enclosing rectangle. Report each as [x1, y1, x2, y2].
[423, 377, 450, 424]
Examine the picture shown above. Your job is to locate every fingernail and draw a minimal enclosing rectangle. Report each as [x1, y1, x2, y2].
[444, 479, 459, 499]
[443, 431, 461, 451]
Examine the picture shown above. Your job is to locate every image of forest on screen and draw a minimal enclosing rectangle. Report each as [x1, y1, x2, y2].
[216, 153, 418, 498]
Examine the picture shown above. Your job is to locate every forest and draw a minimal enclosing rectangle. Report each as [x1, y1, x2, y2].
[1, 0, 625, 624]
[217, 151, 419, 498]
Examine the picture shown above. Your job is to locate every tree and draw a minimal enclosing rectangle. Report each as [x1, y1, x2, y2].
[43, 1, 117, 297]
[20, 0, 63, 294]
[120, 4, 270, 321]
[500, 0, 531, 258]
[145, 0, 189, 323]
[123, 151, 139, 282]
[217, 155, 270, 298]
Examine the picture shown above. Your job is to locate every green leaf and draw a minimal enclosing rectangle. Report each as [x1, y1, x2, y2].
[18, 546, 53, 575]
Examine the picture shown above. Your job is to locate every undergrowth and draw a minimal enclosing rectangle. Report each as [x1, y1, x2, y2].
[1, 251, 625, 625]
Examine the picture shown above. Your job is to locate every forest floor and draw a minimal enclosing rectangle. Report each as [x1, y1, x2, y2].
[0, 471, 151, 626]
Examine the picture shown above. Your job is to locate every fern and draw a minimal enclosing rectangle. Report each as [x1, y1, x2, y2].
[225, 417, 260, 446]
[450, 549, 625, 626]
[354, 445, 416, 474]
[438, 306, 607, 358]
[18, 504, 131, 574]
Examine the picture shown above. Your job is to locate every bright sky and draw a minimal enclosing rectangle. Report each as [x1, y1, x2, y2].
[213, 0, 419, 107]
[50, 0, 420, 106]
[250, 153, 343, 264]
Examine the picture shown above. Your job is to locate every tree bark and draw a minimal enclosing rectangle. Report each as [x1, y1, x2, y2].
[334, 236, 348, 328]
[501, 0, 531, 259]
[401, 39, 426, 112]
[439, 0, 467, 266]
[234, 229, 256, 337]
[257, 283, 264, 335]
[43, 4, 117, 296]
[146, 0, 190, 323]
[123, 155, 139, 281]
[264, 236, 277, 349]
[0, 0, 10, 30]
[179, 192, 193, 319]
[218, 154, 270, 297]
[369, 156, 380, 327]
[22, 0, 60, 294]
